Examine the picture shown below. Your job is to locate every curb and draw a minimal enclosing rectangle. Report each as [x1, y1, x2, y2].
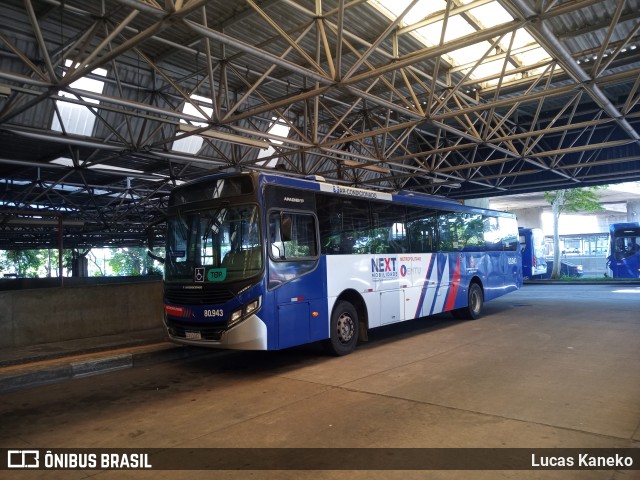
[524, 280, 640, 285]
[0, 343, 214, 394]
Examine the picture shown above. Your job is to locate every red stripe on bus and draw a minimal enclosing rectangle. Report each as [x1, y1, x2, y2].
[444, 256, 461, 311]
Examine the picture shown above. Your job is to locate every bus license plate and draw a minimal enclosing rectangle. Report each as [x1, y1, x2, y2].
[185, 330, 202, 340]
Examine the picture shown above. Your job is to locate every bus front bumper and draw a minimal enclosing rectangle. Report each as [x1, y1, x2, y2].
[165, 314, 268, 350]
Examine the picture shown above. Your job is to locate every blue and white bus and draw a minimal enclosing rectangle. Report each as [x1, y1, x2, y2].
[162, 171, 522, 355]
[518, 227, 547, 279]
[607, 222, 640, 278]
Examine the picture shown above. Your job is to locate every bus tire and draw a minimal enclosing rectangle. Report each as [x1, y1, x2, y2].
[452, 282, 483, 320]
[325, 300, 359, 356]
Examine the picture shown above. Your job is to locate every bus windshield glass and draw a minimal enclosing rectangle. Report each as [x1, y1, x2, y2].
[165, 205, 262, 283]
[613, 226, 640, 260]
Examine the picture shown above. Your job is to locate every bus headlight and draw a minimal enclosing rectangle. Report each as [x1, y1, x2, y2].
[229, 309, 243, 328]
[228, 296, 262, 329]
[245, 297, 261, 316]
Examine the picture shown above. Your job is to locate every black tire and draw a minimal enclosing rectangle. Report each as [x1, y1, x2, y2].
[451, 282, 483, 320]
[325, 300, 359, 356]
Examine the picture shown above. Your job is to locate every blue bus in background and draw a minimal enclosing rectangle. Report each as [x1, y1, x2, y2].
[162, 171, 522, 355]
[518, 227, 547, 279]
[607, 223, 640, 278]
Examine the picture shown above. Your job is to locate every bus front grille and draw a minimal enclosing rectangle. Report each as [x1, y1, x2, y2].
[165, 319, 225, 341]
[164, 286, 235, 305]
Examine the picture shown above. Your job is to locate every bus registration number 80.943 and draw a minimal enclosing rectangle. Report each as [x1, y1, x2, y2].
[204, 309, 224, 317]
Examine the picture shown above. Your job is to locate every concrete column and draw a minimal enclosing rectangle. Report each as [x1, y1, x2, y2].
[510, 207, 544, 230]
[628, 200, 640, 223]
[464, 198, 489, 209]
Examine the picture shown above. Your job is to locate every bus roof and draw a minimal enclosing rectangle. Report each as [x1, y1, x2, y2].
[175, 170, 515, 218]
[261, 172, 515, 218]
[609, 222, 640, 234]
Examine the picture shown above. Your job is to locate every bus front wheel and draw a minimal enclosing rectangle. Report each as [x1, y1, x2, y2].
[452, 282, 483, 320]
[325, 300, 359, 356]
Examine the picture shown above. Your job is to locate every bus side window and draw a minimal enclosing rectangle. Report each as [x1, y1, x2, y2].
[269, 211, 318, 260]
[483, 216, 502, 251]
[458, 213, 485, 251]
[616, 236, 640, 259]
[438, 213, 461, 251]
[519, 234, 527, 252]
[267, 211, 319, 289]
[626, 237, 639, 254]
[499, 217, 519, 251]
[316, 194, 370, 255]
[405, 207, 436, 253]
[371, 204, 408, 254]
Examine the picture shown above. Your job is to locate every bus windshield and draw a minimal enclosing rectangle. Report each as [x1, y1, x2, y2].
[612, 226, 640, 261]
[165, 205, 262, 283]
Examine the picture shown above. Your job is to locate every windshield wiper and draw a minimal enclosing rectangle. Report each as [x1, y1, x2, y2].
[202, 201, 229, 244]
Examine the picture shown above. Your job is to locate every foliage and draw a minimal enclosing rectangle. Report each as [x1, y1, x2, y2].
[543, 188, 604, 216]
[87, 251, 105, 277]
[557, 275, 617, 281]
[1, 247, 162, 278]
[0, 250, 41, 277]
[0, 249, 73, 278]
[109, 248, 142, 276]
[108, 248, 163, 276]
[544, 187, 604, 279]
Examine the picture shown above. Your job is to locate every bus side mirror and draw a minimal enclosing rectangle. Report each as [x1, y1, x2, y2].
[280, 214, 292, 242]
[146, 227, 165, 264]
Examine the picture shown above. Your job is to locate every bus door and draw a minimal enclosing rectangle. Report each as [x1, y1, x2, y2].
[372, 255, 405, 325]
[267, 209, 326, 349]
[518, 228, 533, 278]
[530, 228, 547, 277]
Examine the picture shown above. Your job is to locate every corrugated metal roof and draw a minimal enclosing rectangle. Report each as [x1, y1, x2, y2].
[0, 0, 639, 248]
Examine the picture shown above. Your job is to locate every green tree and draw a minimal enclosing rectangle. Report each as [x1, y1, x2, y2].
[0, 250, 41, 277]
[108, 248, 163, 276]
[0, 249, 74, 278]
[544, 188, 603, 279]
[87, 250, 104, 276]
[109, 248, 144, 276]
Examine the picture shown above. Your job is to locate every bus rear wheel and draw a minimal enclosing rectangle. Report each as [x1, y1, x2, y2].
[325, 300, 359, 356]
[452, 282, 483, 320]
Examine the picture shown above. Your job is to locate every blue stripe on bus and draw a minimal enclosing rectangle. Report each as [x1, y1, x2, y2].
[414, 254, 436, 319]
[429, 254, 448, 315]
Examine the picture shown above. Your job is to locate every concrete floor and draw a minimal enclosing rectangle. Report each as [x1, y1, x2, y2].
[1, 284, 639, 479]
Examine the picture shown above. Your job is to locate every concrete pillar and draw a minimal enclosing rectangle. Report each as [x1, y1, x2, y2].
[510, 207, 544, 230]
[628, 200, 640, 223]
[464, 198, 490, 209]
